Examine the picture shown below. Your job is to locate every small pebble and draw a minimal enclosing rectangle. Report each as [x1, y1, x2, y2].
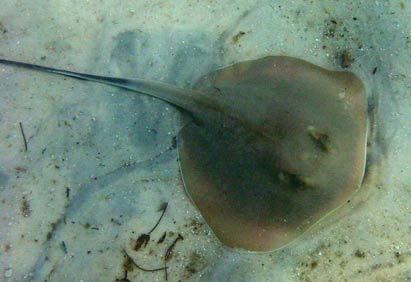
[4, 268, 12, 278]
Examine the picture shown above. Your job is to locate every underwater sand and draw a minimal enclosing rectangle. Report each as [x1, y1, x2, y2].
[0, 1, 410, 281]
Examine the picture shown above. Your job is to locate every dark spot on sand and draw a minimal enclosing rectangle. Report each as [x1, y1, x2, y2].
[354, 249, 366, 258]
[0, 22, 7, 34]
[21, 196, 31, 217]
[232, 31, 246, 44]
[340, 50, 354, 68]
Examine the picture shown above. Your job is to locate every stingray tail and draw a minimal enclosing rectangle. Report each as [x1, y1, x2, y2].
[0, 58, 203, 113]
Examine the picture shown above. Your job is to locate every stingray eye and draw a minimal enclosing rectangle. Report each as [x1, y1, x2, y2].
[307, 126, 331, 153]
[277, 171, 313, 191]
[179, 56, 368, 251]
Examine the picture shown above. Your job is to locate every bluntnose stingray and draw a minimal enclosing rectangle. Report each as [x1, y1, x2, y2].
[0, 56, 368, 251]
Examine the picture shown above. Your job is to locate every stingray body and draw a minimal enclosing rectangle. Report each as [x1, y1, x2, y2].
[0, 56, 368, 251]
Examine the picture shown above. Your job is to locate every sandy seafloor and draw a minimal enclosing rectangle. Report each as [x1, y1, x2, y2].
[0, 1, 410, 281]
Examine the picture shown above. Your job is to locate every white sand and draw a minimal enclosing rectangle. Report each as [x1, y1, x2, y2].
[0, 1, 410, 281]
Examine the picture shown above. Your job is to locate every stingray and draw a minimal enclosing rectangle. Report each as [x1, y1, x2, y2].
[0, 56, 368, 251]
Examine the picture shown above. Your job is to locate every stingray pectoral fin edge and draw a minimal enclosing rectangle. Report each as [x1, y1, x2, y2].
[177, 56, 368, 251]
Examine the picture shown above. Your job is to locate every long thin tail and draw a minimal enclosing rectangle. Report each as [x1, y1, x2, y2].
[0, 58, 121, 82]
[0, 58, 203, 112]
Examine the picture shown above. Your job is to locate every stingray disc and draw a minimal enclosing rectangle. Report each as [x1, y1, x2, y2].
[178, 56, 367, 251]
